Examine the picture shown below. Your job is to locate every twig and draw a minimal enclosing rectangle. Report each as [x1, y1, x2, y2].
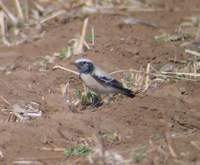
[75, 18, 89, 55]
[61, 82, 69, 101]
[193, 60, 197, 74]
[40, 10, 66, 24]
[144, 63, 151, 91]
[13, 156, 65, 162]
[185, 49, 200, 57]
[83, 39, 90, 50]
[0, 1, 18, 25]
[7, 112, 17, 122]
[165, 132, 177, 158]
[191, 141, 200, 151]
[161, 120, 177, 158]
[13, 160, 42, 165]
[112, 69, 198, 81]
[0, 11, 10, 46]
[117, 6, 166, 12]
[14, 0, 24, 20]
[54, 66, 142, 77]
[0, 150, 3, 159]
[110, 69, 143, 75]
[24, 0, 29, 21]
[0, 96, 10, 105]
[36, 147, 65, 152]
[161, 71, 200, 77]
[91, 27, 95, 45]
[57, 128, 69, 141]
[62, 82, 77, 112]
[53, 65, 199, 82]
[53, 65, 79, 75]
[13, 112, 24, 121]
[122, 17, 158, 28]
[113, 69, 198, 81]
[32, 1, 44, 13]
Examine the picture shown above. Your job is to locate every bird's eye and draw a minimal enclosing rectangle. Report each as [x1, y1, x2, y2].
[82, 62, 88, 66]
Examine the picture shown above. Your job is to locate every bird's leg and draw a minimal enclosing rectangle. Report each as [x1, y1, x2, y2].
[91, 93, 103, 108]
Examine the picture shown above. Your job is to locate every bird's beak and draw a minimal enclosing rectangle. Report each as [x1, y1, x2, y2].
[71, 62, 80, 69]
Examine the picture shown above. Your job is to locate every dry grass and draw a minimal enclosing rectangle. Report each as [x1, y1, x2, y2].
[53, 18, 94, 60]
[0, 0, 67, 46]
[0, 0, 165, 47]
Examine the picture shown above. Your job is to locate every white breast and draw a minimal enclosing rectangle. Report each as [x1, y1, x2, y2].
[80, 74, 117, 94]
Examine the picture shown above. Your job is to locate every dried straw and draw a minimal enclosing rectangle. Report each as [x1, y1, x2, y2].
[0, 1, 18, 25]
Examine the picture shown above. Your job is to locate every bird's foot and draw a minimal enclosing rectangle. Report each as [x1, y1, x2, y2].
[91, 95, 103, 108]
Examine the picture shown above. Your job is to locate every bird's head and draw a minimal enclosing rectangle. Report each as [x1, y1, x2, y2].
[74, 58, 94, 74]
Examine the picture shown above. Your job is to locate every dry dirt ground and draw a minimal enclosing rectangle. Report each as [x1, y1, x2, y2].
[1, 1, 200, 165]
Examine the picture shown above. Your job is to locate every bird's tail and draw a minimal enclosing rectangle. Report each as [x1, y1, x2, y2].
[119, 87, 135, 98]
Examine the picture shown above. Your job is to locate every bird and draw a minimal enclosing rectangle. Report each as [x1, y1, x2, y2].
[73, 58, 135, 98]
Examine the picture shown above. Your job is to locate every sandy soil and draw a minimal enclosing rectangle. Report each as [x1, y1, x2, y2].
[0, 0, 200, 164]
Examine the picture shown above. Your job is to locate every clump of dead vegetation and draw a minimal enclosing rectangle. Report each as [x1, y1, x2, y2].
[0, 97, 42, 122]
[154, 15, 200, 45]
[0, 0, 67, 46]
[0, 0, 164, 47]
[153, 13, 200, 82]
[53, 17, 95, 60]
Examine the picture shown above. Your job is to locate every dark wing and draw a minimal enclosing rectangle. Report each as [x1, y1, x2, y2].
[92, 75, 123, 89]
[92, 75, 135, 98]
